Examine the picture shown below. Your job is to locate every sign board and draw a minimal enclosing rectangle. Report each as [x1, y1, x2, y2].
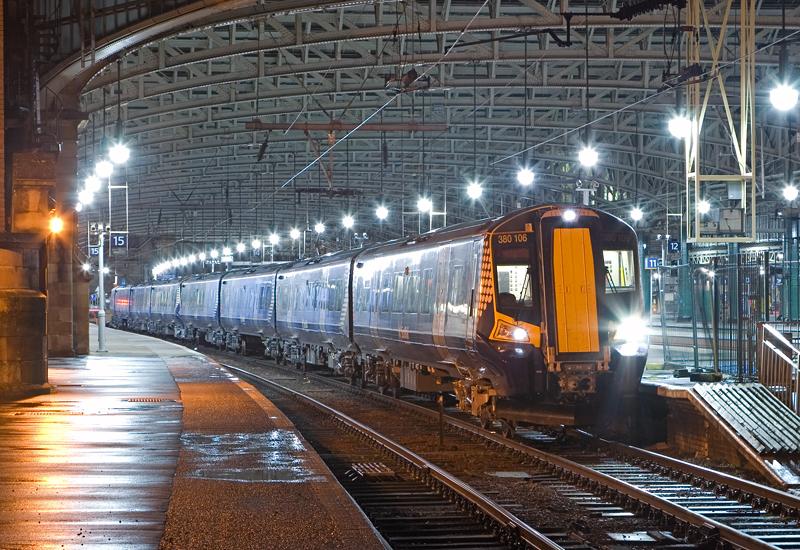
[89, 246, 99, 257]
[668, 239, 681, 254]
[645, 257, 662, 270]
[221, 255, 234, 263]
[110, 233, 127, 249]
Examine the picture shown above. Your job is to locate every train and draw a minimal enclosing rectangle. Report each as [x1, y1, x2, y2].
[111, 204, 648, 432]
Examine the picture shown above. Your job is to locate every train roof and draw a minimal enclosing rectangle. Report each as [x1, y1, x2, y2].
[221, 263, 285, 281]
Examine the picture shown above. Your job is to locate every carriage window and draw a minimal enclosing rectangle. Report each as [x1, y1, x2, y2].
[392, 274, 405, 313]
[258, 284, 271, 310]
[603, 249, 635, 293]
[448, 266, 464, 309]
[420, 269, 433, 314]
[380, 273, 392, 312]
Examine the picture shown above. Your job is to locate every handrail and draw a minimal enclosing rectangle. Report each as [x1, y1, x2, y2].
[757, 323, 800, 414]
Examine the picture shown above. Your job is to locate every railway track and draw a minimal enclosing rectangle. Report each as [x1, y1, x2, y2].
[213, 351, 800, 549]
[226, 364, 568, 550]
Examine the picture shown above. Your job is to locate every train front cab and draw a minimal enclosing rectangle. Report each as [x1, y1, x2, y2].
[478, 205, 648, 427]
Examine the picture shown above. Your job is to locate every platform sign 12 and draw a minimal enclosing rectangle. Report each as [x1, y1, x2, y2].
[645, 257, 662, 270]
[668, 239, 681, 254]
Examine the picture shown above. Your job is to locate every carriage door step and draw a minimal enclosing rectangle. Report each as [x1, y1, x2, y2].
[552, 228, 599, 354]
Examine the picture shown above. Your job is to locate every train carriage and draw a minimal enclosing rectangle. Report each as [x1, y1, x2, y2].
[177, 272, 223, 341]
[218, 265, 283, 352]
[351, 223, 484, 392]
[149, 279, 181, 336]
[109, 286, 131, 328]
[274, 251, 357, 367]
[128, 285, 151, 331]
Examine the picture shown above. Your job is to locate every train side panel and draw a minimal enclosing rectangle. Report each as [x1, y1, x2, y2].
[275, 254, 354, 350]
[352, 237, 483, 369]
[149, 280, 181, 335]
[110, 287, 131, 327]
[219, 267, 280, 339]
[178, 273, 222, 337]
[129, 286, 150, 330]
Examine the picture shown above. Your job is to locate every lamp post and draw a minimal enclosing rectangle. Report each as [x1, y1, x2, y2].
[97, 228, 107, 352]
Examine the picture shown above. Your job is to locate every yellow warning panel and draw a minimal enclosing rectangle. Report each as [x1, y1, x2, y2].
[552, 228, 600, 353]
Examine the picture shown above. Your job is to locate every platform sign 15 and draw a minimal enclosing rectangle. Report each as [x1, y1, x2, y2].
[110, 234, 127, 248]
[89, 246, 99, 256]
[645, 257, 662, 270]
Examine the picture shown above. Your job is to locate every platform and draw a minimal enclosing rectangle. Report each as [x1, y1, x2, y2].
[0, 326, 385, 549]
[638, 367, 800, 489]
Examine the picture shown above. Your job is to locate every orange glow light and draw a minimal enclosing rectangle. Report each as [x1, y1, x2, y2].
[49, 216, 64, 234]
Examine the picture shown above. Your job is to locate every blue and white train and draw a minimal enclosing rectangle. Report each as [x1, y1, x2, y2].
[111, 204, 649, 429]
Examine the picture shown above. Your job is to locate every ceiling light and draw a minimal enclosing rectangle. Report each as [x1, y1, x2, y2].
[75, 202, 83, 212]
[222, 246, 232, 256]
[108, 143, 131, 165]
[630, 206, 644, 221]
[342, 215, 355, 229]
[668, 115, 692, 139]
[85, 175, 102, 192]
[171, 259, 180, 268]
[236, 242, 246, 253]
[417, 197, 432, 213]
[82, 263, 91, 272]
[210, 249, 220, 259]
[95, 159, 114, 179]
[290, 228, 301, 240]
[78, 189, 93, 205]
[102, 266, 110, 275]
[179, 257, 188, 266]
[375, 205, 389, 220]
[770, 83, 799, 111]
[198, 252, 207, 261]
[251, 238, 262, 249]
[516, 167, 534, 186]
[314, 222, 326, 234]
[562, 209, 577, 222]
[783, 185, 799, 201]
[466, 181, 483, 200]
[186, 254, 196, 263]
[697, 199, 711, 214]
[578, 146, 599, 168]
[269, 233, 280, 245]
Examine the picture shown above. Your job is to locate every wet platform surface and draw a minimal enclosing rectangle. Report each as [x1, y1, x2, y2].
[0, 326, 384, 549]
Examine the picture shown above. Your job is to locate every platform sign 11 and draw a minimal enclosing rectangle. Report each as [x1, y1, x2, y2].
[645, 257, 662, 270]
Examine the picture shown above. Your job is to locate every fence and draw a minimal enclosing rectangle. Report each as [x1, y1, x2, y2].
[648, 245, 800, 380]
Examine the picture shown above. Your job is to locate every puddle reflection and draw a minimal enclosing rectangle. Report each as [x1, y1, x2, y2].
[181, 430, 326, 483]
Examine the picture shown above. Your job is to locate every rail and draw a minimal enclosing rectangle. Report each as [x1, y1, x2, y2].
[220, 357, 785, 549]
[758, 323, 800, 414]
[223, 364, 563, 550]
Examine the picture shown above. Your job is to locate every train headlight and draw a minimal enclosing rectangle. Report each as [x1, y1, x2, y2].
[494, 320, 530, 343]
[612, 316, 649, 357]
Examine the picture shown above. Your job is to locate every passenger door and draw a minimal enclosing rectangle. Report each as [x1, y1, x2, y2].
[552, 228, 600, 354]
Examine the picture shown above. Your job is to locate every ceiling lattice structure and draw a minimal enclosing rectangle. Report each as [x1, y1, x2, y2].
[74, 0, 800, 260]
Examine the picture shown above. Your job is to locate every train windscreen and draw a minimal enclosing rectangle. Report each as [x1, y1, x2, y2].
[603, 249, 635, 293]
[493, 236, 539, 324]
